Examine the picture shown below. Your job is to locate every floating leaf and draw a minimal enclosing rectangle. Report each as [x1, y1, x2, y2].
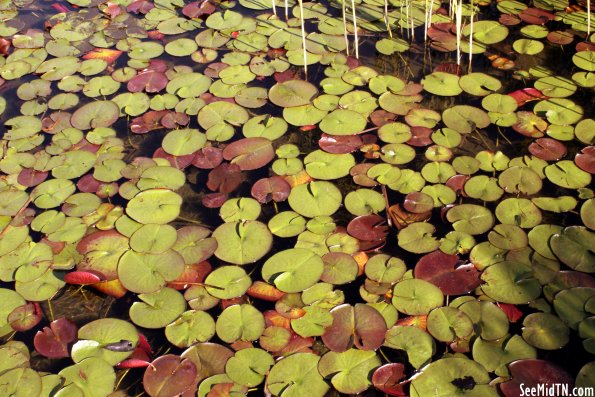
[262, 249, 324, 293]
[70, 101, 119, 130]
[143, 355, 197, 397]
[410, 357, 498, 397]
[414, 250, 481, 295]
[266, 353, 329, 397]
[212, 221, 272, 265]
[318, 349, 381, 394]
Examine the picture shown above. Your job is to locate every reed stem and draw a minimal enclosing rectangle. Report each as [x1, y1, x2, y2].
[351, 0, 359, 58]
[342, 0, 350, 55]
[384, 0, 392, 38]
[298, 0, 308, 77]
[468, 1, 474, 72]
[455, 0, 463, 65]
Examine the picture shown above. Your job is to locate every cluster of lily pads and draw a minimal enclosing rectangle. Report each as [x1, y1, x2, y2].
[0, 0, 593, 395]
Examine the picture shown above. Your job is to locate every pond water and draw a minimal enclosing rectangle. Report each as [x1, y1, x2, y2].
[0, 0, 593, 396]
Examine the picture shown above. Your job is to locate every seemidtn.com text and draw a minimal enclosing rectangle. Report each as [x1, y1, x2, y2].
[519, 384, 594, 397]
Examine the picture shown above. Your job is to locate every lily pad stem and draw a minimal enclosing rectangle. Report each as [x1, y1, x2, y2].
[47, 299, 55, 322]
[381, 185, 392, 227]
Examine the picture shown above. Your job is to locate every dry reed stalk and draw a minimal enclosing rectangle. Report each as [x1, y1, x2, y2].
[298, 0, 308, 77]
[351, 0, 360, 58]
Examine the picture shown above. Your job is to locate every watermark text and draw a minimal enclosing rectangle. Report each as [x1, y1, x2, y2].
[520, 384, 594, 397]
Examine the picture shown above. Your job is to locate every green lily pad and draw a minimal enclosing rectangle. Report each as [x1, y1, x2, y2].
[70, 100, 119, 130]
[472, 335, 537, 376]
[31, 179, 75, 209]
[128, 41, 164, 60]
[304, 150, 355, 180]
[291, 305, 333, 337]
[498, 166, 542, 195]
[112, 92, 150, 116]
[319, 109, 367, 135]
[0, 288, 26, 337]
[74, 318, 139, 366]
[220, 198, 261, 222]
[410, 357, 498, 397]
[167, 73, 211, 99]
[534, 76, 577, 98]
[381, 143, 416, 165]
[427, 306, 474, 342]
[288, 181, 342, 218]
[162, 129, 207, 156]
[198, 101, 249, 130]
[126, 189, 183, 225]
[392, 278, 444, 315]
[204, 266, 251, 299]
[318, 349, 381, 394]
[4, 116, 42, 140]
[268, 211, 307, 238]
[495, 198, 542, 228]
[513, 39, 544, 55]
[481, 261, 541, 304]
[421, 72, 462, 96]
[397, 222, 441, 254]
[59, 357, 115, 397]
[522, 312, 569, 350]
[225, 348, 274, 387]
[384, 325, 434, 369]
[118, 250, 185, 294]
[262, 248, 324, 293]
[550, 226, 595, 273]
[545, 160, 591, 189]
[459, 73, 502, 96]
[165, 310, 216, 348]
[442, 105, 491, 134]
[573, 50, 595, 71]
[464, 175, 504, 202]
[465, 20, 509, 44]
[165, 38, 198, 56]
[553, 287, 595, 329]
[266, 353, 329, 397]
[129, 224, 178, 254]
[212, 221, 272, 265]
[344, 189, 385, 216]
[216, 304, 265, 343]
[269, 80, 318, 107]
[129, 287, 186, 329]
[243, 115, 288, 140]
[458, 300, 509, 341]
[283, 104, 327, 126]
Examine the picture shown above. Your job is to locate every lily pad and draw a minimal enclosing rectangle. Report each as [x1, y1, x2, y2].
[262, 248, 323, 293]
[318, 349, 381, 395]
[212, 221, 272, 265]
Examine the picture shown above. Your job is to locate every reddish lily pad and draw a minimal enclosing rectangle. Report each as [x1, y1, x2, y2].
[372, 363, 407, 396]
[144, 354, 198, 397]
[222, 138, 275, 171]
[414, 250, 482, 295]
[34, 318, 78, 359]
[500, 359, 573, 397]
[529, 138, 567, 161]
[251, 177, 291, 203]
[321, 304, 387, 352]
